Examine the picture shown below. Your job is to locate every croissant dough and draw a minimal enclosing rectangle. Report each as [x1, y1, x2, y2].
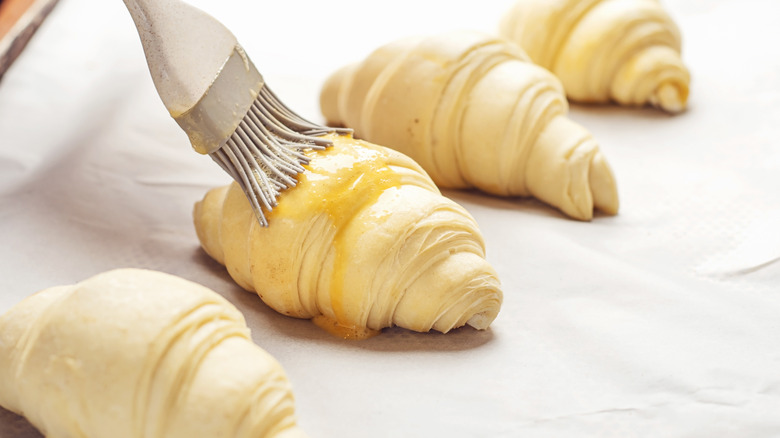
[193, 133, 502, 337]
[499, 0, 690, 112]
[0, 269, 306, 438]
[320, 31, 618, 221]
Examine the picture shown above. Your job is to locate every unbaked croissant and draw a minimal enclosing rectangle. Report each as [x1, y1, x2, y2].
[194, 133, 502, 339]
[0, 269, 306, 438]
[320, 31, 618, 221]
[499, 0, 690, 112]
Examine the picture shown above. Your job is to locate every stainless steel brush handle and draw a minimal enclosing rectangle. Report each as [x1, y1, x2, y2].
[122, 0, 262, 154]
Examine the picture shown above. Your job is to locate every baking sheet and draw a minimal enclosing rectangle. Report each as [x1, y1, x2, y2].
[1, 0, 779, 436]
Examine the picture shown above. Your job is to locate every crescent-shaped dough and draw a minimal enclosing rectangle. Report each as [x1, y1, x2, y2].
[194, 133, 502, 338]
[499, 0, 690, 112]
[320, 31, 618, 221]
[0, 269, 306, 438]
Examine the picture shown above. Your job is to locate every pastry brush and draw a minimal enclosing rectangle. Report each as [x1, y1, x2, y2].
[121, 0, 347, 226]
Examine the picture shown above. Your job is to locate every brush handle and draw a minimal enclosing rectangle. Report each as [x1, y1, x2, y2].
[122, 0, 237, 116]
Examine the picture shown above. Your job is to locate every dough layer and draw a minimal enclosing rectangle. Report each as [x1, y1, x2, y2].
[320, 31, 619, 220]
[0, 269, 306, 438]
[194, 133, 502, 336]
[499, 0, 690, 112]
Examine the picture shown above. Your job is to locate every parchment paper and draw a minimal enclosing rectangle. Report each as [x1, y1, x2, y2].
[1, 0, 779, 436]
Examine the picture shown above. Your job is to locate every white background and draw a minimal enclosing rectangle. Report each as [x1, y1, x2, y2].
[1, 0, 779, 436]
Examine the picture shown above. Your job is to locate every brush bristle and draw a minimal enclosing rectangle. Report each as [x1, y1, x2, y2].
[209, 86, 350, 226]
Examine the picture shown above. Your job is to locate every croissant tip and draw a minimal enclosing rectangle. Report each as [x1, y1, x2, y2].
[320, 64, 353, 126]
[652, 82, 688, 114]
[589, 150, 620, 217]
[466, 312, 496, 330]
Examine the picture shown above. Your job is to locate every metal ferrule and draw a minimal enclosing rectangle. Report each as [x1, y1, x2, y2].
[173, 44, 263, 155]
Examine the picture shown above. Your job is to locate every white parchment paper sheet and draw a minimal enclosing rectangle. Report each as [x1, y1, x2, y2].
[1, 0, 779, 436]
